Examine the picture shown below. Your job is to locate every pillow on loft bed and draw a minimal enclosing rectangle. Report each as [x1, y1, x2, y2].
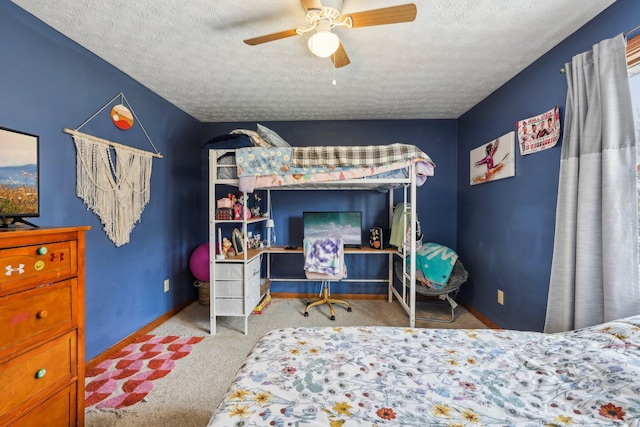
[202, 133, 253, 150]
[257, 123, 291, 147]
[230, 129, 271, 147]
[207, 124, 292, 149]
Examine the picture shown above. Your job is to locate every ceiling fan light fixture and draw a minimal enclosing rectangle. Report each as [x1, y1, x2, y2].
[308, 28, 340, 58]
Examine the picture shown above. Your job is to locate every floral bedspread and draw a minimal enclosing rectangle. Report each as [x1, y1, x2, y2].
[208, 316, 640, 426]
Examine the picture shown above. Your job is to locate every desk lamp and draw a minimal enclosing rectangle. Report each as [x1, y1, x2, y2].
[266, 219, 275, 247]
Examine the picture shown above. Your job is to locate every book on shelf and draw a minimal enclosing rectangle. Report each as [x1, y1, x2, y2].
[252, 293, 272, 315]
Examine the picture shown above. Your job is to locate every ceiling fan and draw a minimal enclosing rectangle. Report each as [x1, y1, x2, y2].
[243, 0, 417, 68]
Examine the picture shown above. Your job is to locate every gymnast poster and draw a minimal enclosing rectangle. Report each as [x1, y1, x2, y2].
[470, 131, 515, 185]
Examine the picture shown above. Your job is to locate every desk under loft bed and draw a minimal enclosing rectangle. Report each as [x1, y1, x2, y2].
[207, 144, 435, 335]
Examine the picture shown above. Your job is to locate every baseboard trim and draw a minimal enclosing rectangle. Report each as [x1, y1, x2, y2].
[86, 299, 196, 370]
[459, 303, 501, 329]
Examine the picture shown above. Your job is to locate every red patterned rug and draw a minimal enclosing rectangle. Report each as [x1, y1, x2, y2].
[85, 334, 205, 410]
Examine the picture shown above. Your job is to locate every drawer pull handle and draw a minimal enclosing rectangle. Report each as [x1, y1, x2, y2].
[37, 246, 48, 255]
[37, 310, 48, 319]
[35, 368, 47, 379]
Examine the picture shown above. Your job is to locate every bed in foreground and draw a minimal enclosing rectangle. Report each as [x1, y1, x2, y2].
[208, 316, 640, 426]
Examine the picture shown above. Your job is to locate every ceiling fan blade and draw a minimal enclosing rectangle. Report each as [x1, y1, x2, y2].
[300, 0, 323, 13]
[244, 29, 300, 46]
[346, 3, 417, 28]
[331, 43, 351, 68]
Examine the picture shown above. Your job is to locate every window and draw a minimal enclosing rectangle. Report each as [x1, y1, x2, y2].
[629, 33, 640, 72]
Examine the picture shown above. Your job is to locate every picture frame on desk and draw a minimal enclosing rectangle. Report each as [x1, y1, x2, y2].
[369, 227, 383, 249]
[232, 228, 244, 254]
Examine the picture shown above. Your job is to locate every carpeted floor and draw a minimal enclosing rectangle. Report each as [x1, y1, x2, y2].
[85, 297, 488, 427]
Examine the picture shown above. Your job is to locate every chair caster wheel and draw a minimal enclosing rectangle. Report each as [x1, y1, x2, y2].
[330, 315, 335, 321]
[347, 307, 352, 312]
[304, 312, 309, 317]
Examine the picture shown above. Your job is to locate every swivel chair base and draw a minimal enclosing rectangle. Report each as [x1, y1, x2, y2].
[304, 284, 352, 321]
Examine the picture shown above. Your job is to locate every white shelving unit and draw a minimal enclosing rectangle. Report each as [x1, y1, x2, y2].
[211, 249, 262, 335]
[209, 154, 271, 334]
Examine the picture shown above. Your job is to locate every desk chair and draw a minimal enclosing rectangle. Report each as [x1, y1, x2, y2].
[303, 238, 352, 321]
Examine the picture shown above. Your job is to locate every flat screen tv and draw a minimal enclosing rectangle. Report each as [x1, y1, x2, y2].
[0, 126, 40, 228]
[303, 211, 362, 248]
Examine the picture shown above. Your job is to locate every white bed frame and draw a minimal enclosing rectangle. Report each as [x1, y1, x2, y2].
[208, 148, 420, 333]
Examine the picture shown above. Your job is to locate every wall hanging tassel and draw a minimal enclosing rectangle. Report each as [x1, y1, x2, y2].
[63, 92, 161, 246]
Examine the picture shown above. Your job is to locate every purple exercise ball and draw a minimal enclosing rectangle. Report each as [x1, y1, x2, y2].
[189, 242, 210, 281]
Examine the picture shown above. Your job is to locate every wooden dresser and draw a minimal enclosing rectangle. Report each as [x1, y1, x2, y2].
[0, 226, 89, 427]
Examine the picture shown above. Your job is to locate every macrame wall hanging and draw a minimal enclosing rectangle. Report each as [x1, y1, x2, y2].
[64, 93, 162, 247]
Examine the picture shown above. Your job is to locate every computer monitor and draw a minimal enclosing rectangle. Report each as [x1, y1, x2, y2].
[303, 211, 362, 248]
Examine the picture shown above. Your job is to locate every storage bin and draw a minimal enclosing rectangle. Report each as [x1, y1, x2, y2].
[194, 280, 210, 305]
[217, 198, 233, 208]
[215, 208, 233, 220]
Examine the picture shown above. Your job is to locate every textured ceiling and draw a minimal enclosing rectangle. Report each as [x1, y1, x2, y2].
[12, 0, 616, 122]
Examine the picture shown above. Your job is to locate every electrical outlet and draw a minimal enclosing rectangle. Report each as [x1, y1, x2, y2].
[164, 279, 170, 292]
[497, 289, 504, 305]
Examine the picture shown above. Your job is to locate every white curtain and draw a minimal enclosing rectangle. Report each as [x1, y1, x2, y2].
[544, 34, 640, 333]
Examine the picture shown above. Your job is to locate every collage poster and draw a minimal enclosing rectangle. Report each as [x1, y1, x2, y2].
[470, 131, 515, 186]
[516, 106, 561, 155]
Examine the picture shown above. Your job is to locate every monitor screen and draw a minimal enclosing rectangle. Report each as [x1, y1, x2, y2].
[303, 211, 362, 248]
[0, 126, 40, 224]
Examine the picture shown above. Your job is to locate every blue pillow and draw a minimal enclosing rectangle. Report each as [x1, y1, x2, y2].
[202, 134, 252, 149]
[230, 129, 270, 147]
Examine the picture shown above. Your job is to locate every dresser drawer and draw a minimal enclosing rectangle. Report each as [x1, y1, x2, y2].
[246, 273, 260, 302]
[247, 288, 260, 311]
[214, 256, 260, 280]
[0, 241, 77, 294]
[0, 331, 76, 417]
[214, 297, 245, 315]
[8, 384, 76, 427]
[0, 281, 74, 353]
[215, 280, 244, 297]
[214, 263, 242, 280]
[247, 256, 261, 279]
[215, 274, 261, 298]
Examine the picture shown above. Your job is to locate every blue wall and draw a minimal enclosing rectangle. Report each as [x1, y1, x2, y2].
[456, 0, 640, 331]
[1, 3, 205, 360]
[4, 0, 636, 362]
[202, 120, 458, 294]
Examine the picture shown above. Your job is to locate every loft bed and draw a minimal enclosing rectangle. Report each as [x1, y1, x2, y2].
[207, 315, 640, 426]
[212, 144, 433, 192]
[207, 133, 436, 330]
[204, 125, 433, 192]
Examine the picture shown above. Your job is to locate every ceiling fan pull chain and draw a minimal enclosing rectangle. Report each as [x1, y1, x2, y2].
[332, 56, 337, 86]
[331, 61, 338, 86]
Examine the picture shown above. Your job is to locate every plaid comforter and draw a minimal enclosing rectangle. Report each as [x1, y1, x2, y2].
[291, 143, 430, 168]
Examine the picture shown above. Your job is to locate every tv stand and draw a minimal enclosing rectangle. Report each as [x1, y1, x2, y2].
[0, 217, 40, 228]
